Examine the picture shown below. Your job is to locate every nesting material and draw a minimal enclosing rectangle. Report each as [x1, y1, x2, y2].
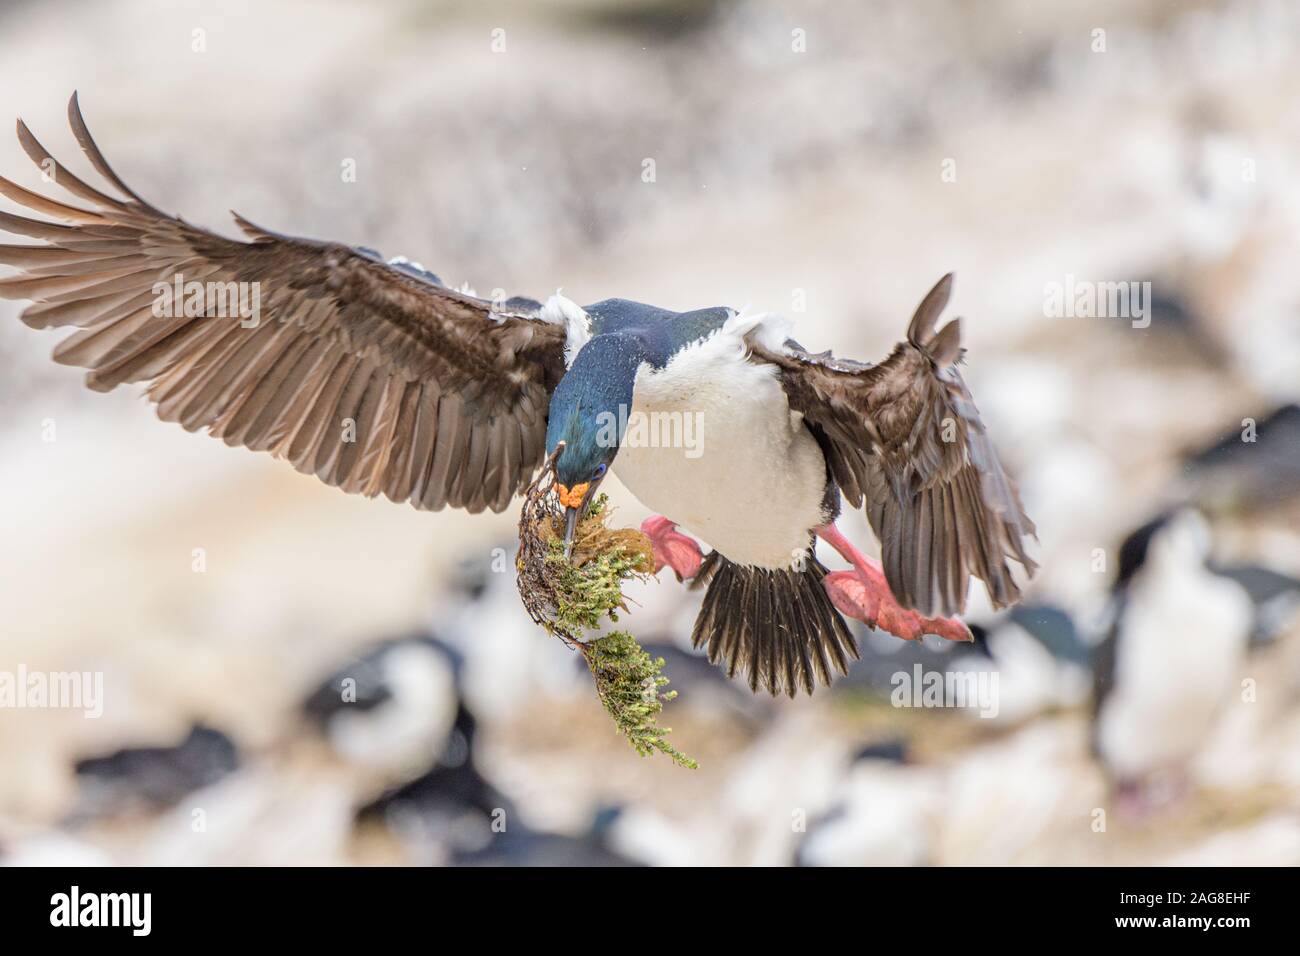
[516, 457, 654, 640]
[516, 455, 696, 768]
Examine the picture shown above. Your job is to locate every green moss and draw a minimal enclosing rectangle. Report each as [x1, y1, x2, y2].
[538, 495, 696, 768]
[544, 537, 637, 637]
[584, 630, 697, 769]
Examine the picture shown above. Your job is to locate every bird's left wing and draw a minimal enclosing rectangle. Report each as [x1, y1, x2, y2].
[748, 274, 1036, 616]
[0, 94, 568, 514]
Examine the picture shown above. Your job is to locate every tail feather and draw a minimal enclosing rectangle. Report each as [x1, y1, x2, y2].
[690, 551, 858, 696]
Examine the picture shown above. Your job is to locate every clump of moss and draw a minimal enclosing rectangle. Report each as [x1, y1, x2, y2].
[516, 462, 695, 768]
[537, 497, 654, 639]
[585, 630, 697, 769]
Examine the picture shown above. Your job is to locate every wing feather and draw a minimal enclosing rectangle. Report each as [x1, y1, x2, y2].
[749, 274, 1036, 616]
[0, 94, 567, 513]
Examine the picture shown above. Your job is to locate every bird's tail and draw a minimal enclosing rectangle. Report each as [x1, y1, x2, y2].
[689, 551, 858, 696]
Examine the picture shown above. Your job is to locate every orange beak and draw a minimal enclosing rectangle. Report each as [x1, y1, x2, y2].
[554, 482, 591, 510]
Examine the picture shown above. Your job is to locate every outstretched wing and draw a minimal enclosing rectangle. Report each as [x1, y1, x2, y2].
[0, 94, 567, 514]
[750, 274, 1036, 616]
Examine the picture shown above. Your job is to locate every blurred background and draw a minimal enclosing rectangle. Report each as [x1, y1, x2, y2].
[1, 0, 1299, 865]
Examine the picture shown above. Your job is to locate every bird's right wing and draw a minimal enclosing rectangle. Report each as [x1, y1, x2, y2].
[0, 94, 568, 513]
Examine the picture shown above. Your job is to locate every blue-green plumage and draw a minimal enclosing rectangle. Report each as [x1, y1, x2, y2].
[544, 299, 733, 488]
[545, 333, 641, 487]
[581, 299, 733, 362]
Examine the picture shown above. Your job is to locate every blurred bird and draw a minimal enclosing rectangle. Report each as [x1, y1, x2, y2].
[946, 604, 1091, 723]
[1181, 404, 1300, 514]
[353, 692, 647, 866]
[0, 94, 1035, 698]
[357, 700, 518, 863]
[1004, 603, 1092, 666]
[71, 723, 239, 819]
[302, 631, 595, 866]
[795, 741, 938, 867]
[453, 804, 647, 867]
[1091, 509, 1253, 812]
[1210, 563, 1300, 648]
[440, 547, 591, 721]
[301, 634, 461, 780]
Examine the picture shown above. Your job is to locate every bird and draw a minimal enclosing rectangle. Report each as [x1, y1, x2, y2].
[300, 633, 462, 779]
[794, 739, 939, 867]
[1090, 509, 1253, 812]
[1180, 403, 1300, 515]
[450, 804, 649, 867]
[949, 606, 1092, 724]
[330, 640, 647, 866]
[0, 94, 1036, 698]
[356, 695, 520, 863]
[70, 723, 239, 819]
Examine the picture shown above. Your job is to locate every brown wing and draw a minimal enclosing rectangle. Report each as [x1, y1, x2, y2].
[0, 93, 567, 514]
[750, 274, 1036, 616]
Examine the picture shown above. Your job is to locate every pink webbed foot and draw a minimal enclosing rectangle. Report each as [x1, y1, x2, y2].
[641, 515, 704, 581]
[815, 524, 972, 643]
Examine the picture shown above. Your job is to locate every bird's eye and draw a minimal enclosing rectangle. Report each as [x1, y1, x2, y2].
[593, 463, 608, 479]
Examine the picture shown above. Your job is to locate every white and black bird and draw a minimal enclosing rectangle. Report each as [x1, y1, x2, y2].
[795, 740, 938, 867]
[0, 94, 1036, 698]
[1091, 509, 1254, 808]
[301, 634, 461, 779]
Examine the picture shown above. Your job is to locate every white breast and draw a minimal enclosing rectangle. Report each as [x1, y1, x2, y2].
[612, 316, 828, 569]
[1095, 514, 1252, 778]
